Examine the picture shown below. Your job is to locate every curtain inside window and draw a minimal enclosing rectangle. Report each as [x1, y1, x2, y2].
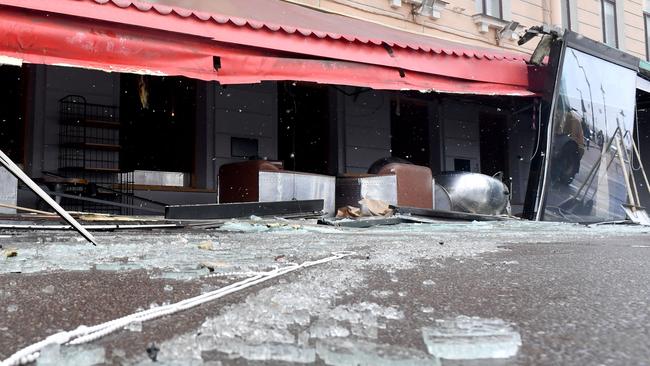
[603, 1, 617, 47]
[484, 0, 502, 18]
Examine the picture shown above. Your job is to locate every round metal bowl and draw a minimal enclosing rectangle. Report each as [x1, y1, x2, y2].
[435, 172, 510, 215]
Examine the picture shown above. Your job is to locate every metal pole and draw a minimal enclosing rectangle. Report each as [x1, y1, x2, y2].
[0, 150, 97, 245]
[631, 138, 650, 198]
[617, 118, 641, 206]
[614, 133, 635, 207]
[621, 141, 641, 206]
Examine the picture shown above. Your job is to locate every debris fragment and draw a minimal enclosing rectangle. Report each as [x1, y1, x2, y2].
[4, 248, 17, 258]
[197, 241, 215, 251]
[359, 198, 392, 216]
[199, 261, 228, 272]
[146, 343, 159, 362]
[336, 206, 361, 218]
[79, 214, 145, 222]
[317, 338, 436, 366]
[219, 221, 269, 232]
[336, 199, 392, 218]
[274, 255, 286, 262]
[125, 321, 143, 332]
[421, 316, 522, 359]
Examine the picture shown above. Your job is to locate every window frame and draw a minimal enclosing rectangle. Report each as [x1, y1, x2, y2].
[601, 0, 619, 48]
[481, 0, 503, 19]
[564, 0, 572, 30]
[645, 12, 650, 60]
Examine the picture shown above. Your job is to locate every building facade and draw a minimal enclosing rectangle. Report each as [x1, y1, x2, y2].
[285, 0, 648, 59]
[2, 0, 647, 222]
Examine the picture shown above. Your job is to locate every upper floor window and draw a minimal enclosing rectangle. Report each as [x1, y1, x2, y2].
[481, 0, 503, 19]
[562, 0, 572, 30]
[473, 0, 512, 34]
[645, 13, 650, 60]
[601, 0, 618, 47]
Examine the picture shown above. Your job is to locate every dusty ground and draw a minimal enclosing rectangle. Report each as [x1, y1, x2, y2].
[1, 219, 649, 365]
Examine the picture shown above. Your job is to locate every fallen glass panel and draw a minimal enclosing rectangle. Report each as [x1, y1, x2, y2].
[543, 48, 637, 222]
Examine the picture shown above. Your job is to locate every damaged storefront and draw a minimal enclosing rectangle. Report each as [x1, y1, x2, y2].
[522, 29, 650, 223]
[0, 0, 646, 225]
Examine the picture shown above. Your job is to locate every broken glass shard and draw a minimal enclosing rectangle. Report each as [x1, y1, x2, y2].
[421, 316, 521, 360]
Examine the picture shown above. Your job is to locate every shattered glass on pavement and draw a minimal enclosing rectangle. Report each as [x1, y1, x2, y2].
[0, 225, 347, 277]
[2, 220, 646, 276]
[2, 219, 649, 365]
[142, 266, 417, 365]
[37, 343, 106, 366]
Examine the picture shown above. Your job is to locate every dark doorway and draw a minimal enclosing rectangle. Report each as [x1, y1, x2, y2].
[390, 98, 429, 166]
[278, 82, 332, 174]
[120, 75, 196, 173]
[0, 65, 25, 163]
[479, 113, 509, 179]
[635, 89, 650, 208]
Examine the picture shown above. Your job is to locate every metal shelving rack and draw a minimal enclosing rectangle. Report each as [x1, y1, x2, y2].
[58, 95, 133, 214]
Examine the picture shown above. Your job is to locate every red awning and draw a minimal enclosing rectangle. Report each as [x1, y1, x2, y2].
[0, 0, 533, 95]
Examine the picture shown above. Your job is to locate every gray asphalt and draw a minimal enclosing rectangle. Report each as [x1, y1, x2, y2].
[367, 238, 650, 365]
[1, 221, 650, 365]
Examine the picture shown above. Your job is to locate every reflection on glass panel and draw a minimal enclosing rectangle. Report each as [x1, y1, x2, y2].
[484, 0, 502, 18]
[543, 48, 636, 222]
[603, 0, 617, 47]
[646, 14, 650, 60]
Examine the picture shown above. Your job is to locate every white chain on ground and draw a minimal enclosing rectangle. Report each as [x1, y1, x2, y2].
[206, 271, 268, 278]
[1, 251, 356, 366]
